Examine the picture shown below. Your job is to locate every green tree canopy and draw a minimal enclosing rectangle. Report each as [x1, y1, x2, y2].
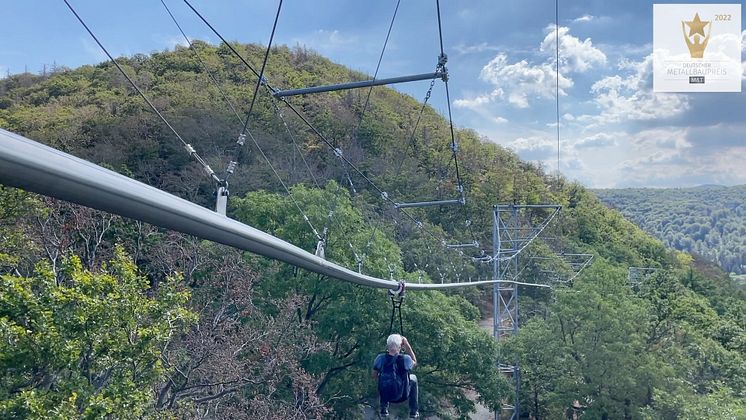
[0, 248, 194, 419]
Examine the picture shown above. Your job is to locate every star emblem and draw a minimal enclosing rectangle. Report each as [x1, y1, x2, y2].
[685, 13, 709, 38]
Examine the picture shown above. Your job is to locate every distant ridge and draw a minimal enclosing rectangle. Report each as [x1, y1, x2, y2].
[594, 185, 746, 275]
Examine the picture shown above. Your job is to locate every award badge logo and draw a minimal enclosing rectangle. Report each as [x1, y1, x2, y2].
[653, 4, 741, 92]
[682, 13, 710, 59]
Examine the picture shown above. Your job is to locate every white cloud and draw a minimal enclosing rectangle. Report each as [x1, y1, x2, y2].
[506, 134, 592, 176]
[161, 34, 189, 50]
[629, 127, 690, 149]
[613, 126, 746, 187]
[572, 14, 594, 23]
[596, 42, 652, 58]
[580, 54, 688, 125]
[572, 132, 619, 149]
[456, 25, 603, 111]
[509, 135, 556, 160]
[563, 156, 585, 171]
[291, 29, 359, 56]
[540, 25, 606, 73]
[453, 42, 500, 55]
[457, 8, 478, 20]
[466, 53, 572, 109]
[81, 37, 109, 63]
[454, 88, 503, 109]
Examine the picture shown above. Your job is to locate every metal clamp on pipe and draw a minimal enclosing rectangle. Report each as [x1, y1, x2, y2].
[388, 281, 406, 298]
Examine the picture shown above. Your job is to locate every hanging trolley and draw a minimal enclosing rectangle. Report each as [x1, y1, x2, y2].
[388, 281, 406, 335]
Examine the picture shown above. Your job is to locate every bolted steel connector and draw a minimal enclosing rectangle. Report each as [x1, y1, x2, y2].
[438, 53, 448, 67]
[226, 161, 238, 174]
[215, 185, 229, 215]
[315, 239, 326, 259]
[437, 56, 450, 82]
[334, 147, 343, 158]
[184, 144, 196, 155]
[440, 69, 449, 82]
[237, 133, 246, 146]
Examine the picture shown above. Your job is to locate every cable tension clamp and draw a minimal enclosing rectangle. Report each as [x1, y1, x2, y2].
[388, 281, 406, 299]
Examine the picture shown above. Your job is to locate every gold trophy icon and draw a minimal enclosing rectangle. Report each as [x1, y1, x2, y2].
[682, 13, 711, 58]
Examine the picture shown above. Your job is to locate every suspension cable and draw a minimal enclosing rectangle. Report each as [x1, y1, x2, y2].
[183, 0, 459, 248]
[165, 0, 315, 195]
[394, 71, 438, 175]
[443, 82, 463, 190]
[277, 96, 442, 243]
[159, 0, 245, 127]
[162, 0, 321, 241]
[322, 0, 402, 261]
[66, 0, 485, 283]
[63, 0, 219, 184]
[435, 0, 478, 246]
[242, 0, 281, 135]
[435, 0, 463, 190]
[353, 0, 401, 139]
[183, 0, 262, 79]
[435, 0, 445, 56]
[269, 98, 321, 188]
[225, 0, 283, 182]
[249, 128, 323, 240]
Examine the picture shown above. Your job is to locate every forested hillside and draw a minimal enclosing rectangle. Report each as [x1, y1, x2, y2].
[1, 43, 744, 419]
[595, 186, 746, 276]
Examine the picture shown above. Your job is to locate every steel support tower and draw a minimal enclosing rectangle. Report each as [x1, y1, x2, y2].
[492, 204, 560, 420]
[534, 253, 594, 284]
[628, 267, 660, 291]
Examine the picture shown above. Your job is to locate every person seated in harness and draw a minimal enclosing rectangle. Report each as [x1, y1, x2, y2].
[372, 334, 419, 418]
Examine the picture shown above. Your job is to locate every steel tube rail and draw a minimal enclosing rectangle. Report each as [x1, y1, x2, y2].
[273, 71, 445, 97]
[0, 128, 499, 291]
[395, 198, 462, 209]
[446, 241, 479, 249]
[498, 204, 562, 209]
[496, 279, 551, 288]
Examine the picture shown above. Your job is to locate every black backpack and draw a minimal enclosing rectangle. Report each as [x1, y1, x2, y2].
[378, 354, 410, 403]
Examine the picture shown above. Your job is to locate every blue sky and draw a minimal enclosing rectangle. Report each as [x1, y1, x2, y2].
[1, 0, 744, 188]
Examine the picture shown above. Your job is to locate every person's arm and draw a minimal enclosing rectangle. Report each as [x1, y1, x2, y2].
[372, 355, 381, 379]
[401, 337, 417, 367]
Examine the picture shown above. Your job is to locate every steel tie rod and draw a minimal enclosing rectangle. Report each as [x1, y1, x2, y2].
[273, 71, 446, 98]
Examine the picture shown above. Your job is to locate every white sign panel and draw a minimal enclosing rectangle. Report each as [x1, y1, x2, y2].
[653, 4, 741, 92]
